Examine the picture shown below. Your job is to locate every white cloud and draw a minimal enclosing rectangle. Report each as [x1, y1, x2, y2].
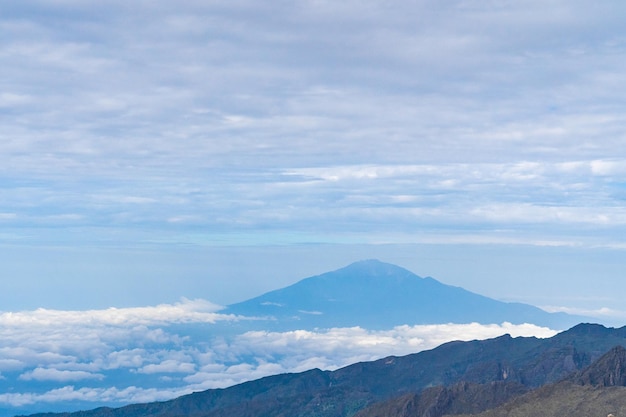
[138, 360, 196, 375]
[0, 298, 558, 409]
[0, 358, 25, 371]
[0, 348, 77, 368]
[0, 298, 231, 328]
[590, 159, 626, 176]
[225, 323, 557, 368]
[105, 349, 147, 370]
[175, 323, 558, 393]
[542, 305, 626, 320]
[0, 385, 194, 408]
[19, 368, 104, 382]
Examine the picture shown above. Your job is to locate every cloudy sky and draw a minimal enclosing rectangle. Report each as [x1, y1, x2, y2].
[3, 0, 626, 413]
[3, 0, 626, 310]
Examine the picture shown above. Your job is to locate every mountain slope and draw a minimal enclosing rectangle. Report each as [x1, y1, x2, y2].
[453, 346, 626, 417]
[25, 324, 626, 417]
[225, 259, 587, 330]
[353, 381, 530, 417]
[573, 345, 626, 386]
[332, 339, 626, 417]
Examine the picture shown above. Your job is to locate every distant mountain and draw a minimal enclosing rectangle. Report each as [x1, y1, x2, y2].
[25, 323, 626, 417]
[225, 259, 588, 330]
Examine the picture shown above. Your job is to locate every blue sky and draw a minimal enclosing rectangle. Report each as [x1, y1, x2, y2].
[2, 0, 626, 412]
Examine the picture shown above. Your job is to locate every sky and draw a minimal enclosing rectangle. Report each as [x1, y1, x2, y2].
[2, 0, 626, 412]
[2, 0, 626, 313]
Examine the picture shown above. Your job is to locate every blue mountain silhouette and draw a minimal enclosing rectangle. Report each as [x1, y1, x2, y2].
[225, 259, 586, 330]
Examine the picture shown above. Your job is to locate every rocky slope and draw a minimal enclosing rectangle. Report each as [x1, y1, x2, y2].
[355, 345, 626, 417]
[450, 346, 626, 417]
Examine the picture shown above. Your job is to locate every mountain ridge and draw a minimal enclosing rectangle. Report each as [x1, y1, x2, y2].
[445, 345, 626, 417]
[357, 332, 626, 417]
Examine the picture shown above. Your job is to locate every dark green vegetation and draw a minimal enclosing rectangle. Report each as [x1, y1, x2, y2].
[24, 323, 626, 417]
[225, 260, 588, 330]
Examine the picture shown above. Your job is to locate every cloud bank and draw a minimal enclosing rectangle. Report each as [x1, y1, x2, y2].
[0, 300, 556, 409]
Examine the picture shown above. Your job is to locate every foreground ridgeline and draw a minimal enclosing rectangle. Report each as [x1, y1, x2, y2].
[21, 323, 626, 417]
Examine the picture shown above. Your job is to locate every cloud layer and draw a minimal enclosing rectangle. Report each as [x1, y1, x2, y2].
[1, 0, 626, 250]
[0, 300, 556, 410]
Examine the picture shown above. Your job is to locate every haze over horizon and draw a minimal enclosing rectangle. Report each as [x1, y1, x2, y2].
[2, 0, 626, 412]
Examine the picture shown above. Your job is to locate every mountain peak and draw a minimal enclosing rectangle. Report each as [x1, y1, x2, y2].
[575, 345, 626, 387]
[348, 259, 384, 266]
[337, 259, 416, 277]
[226, 260, 586, 330]
[565, 323, 611, 336]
